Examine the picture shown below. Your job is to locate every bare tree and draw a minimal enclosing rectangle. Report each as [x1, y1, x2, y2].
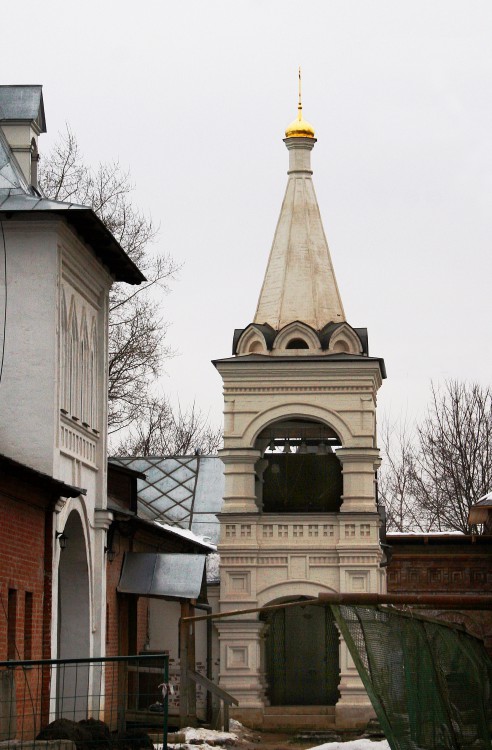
[40, 126, 180, 432]
[380, 381, 492, 534]
[378, 417, 430, 532]
[412, 381, 492, 534]
[113, 396, 223, 456]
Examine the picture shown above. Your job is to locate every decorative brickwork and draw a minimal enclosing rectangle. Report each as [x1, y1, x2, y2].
[387, 534, 492, 656]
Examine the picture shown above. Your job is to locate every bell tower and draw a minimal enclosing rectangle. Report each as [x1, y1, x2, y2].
[214, 74, 386, 730]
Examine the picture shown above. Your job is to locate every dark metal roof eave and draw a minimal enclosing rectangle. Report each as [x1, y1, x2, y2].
[0, 453, 85, 498]
[213, 353, 387, 379]
[0, 205, 146, 285]
[112, 512, 214, 552]
[107, 459, 147, 480]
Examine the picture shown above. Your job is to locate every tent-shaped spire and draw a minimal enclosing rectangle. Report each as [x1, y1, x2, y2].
[254, 90, 345, 331]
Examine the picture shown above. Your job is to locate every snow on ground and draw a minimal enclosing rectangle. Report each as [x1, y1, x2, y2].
[308, 741, 390, 750]
[160, 721, 242, 749]
[159, 726, 390, 750]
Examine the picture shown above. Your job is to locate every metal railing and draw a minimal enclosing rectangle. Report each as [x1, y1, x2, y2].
[0, 654, 168, 749]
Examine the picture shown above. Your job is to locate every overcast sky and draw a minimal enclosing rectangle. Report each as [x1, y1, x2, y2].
[6, 1, 492, 433]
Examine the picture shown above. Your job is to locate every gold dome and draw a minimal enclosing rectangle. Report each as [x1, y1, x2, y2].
[285, 67, 315, 139]
[285, 110, 315, 139]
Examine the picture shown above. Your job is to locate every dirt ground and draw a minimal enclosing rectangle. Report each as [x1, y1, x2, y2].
[240, 730, 314, 749]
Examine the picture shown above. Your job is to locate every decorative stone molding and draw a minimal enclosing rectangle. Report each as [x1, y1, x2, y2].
[60, 419, 98, 467]
[93, 508, 113, 531]
[54, 497, 68, 513]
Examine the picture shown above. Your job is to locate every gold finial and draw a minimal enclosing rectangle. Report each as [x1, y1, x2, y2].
[285, 66, 315, 139]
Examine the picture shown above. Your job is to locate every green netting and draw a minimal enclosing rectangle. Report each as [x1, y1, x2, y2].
[332, 604, 492, 750]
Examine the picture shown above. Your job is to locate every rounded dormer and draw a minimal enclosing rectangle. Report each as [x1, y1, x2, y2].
[272, 321, 321, 355]
[234, 323, 276, 356]
[327, 323, 363, 355]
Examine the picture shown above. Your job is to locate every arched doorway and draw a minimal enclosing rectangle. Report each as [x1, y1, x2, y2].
[262, 600, 340, 705]
[57, 510, 90, 718]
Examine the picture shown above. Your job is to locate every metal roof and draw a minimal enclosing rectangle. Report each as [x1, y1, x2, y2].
[110, 455, 223, 543]
[0, 192, 146, 284]
[117, 552, 206, 599]
[0, 85, 46, 132]
[0, 100, 144, 285]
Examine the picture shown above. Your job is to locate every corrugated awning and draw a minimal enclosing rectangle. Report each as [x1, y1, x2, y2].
[117, 553, 205, 599]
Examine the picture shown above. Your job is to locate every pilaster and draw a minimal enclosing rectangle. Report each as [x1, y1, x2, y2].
[335, 639, 376, 729]
[216, 619, 268, 711]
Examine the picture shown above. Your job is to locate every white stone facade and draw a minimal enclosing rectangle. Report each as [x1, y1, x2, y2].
[0, 217, 112, 674]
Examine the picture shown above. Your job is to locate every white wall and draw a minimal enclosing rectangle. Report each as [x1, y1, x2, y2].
[0, 220, 58, 474]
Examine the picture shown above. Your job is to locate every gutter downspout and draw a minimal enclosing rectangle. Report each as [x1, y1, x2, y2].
[194, 601, 212, 724]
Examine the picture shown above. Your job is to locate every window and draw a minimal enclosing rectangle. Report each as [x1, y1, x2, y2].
[68, 310, 79, 417]
[286, 338, 309, 350]
[24, 592, 33, 660]
[7, 589, 17, 660]
[61, 296, 98, 430]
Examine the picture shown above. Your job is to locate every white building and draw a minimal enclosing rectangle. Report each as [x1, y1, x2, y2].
[213, 98, 387, 730]
[0, 85, 143, 707]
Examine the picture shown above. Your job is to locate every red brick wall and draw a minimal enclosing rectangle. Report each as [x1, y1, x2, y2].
[0, 482, 52, 739]
[104, 522, 209, 725]
[0, 494, 47, 661]
[387, 534, 492, 655]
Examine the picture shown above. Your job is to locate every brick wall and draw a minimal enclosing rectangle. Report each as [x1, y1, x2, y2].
[104, 520, 211, 724]
[0, 477, 52, 739]
[387, 534, 492, 655]
[0, 492, 48, 661]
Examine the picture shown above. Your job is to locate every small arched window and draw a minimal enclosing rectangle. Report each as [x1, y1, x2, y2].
[332, 339, 350, 353]
[60, 290, 69, 413]
[249, 340, 264, 353]
[68, 310, 79, 418]
[89, 324, 98, 430]
[286, 338, 309, 350]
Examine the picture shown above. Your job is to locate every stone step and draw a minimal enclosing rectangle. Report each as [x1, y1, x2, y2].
[264, 705, 336, 716]
[262, 710, 337, 732]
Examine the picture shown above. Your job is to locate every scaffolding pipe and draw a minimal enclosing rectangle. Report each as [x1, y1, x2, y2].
[181, 593, 492, 623]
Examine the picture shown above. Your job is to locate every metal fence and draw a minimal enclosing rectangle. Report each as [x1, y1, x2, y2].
[333, 605, 492, 750]
[0, 654, 168, 750]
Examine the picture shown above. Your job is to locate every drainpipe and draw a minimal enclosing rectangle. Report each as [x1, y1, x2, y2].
[194, 601, 213, 723]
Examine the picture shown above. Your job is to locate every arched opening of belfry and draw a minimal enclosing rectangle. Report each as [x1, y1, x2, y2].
[57, 510, 90, 718]
[261, 598, 340, 706]
[254, 418, 343, 513]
